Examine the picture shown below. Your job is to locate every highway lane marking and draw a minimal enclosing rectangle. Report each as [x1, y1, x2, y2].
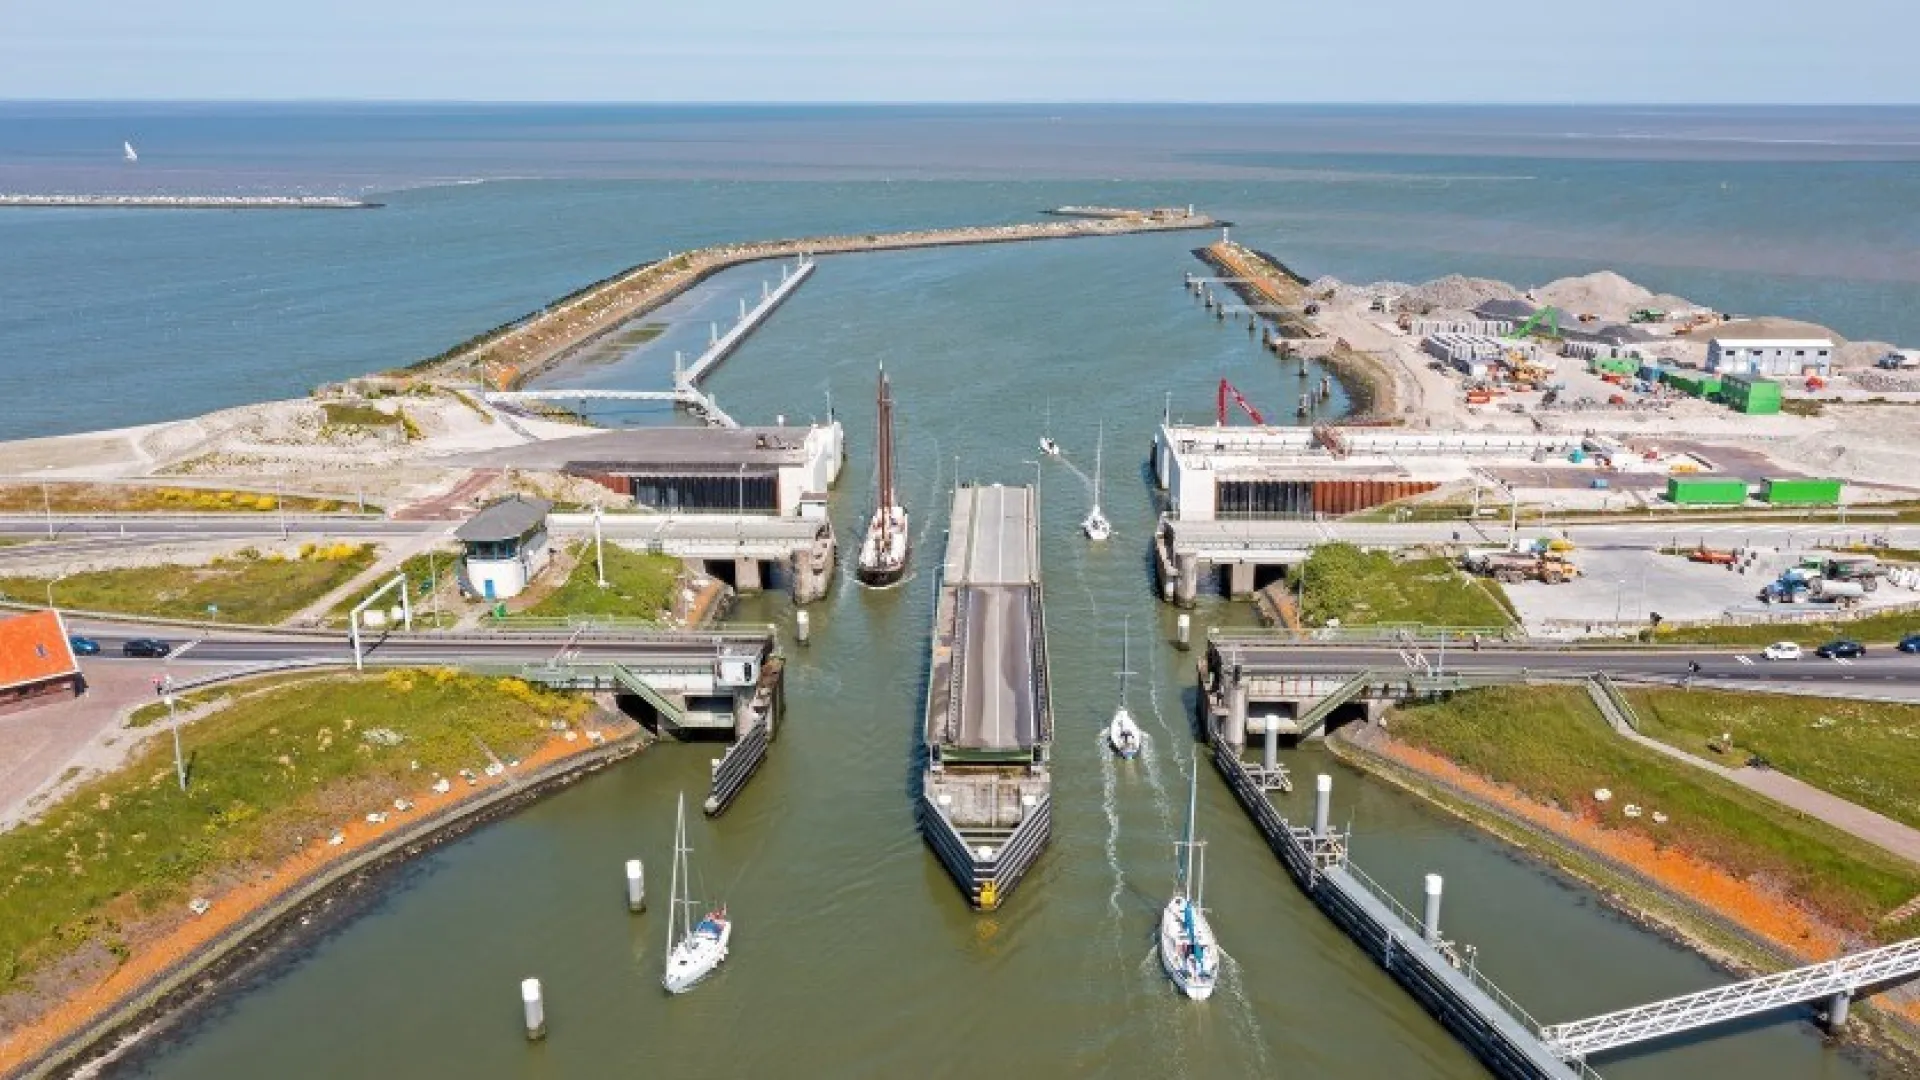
[1833, 658, 1854, 666]
[1735, 655, 1753, 666]
[170, 639, 202, 660]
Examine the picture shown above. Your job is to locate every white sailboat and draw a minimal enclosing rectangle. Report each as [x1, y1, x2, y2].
[1081, 421, 1111, 541]
[1038, 399, 1061, 457]
[122, 141, 139, 163]
[662, 793, 731, 995]
[1106, 616, 1142, 759]
[1159, 756, 1220, 1000]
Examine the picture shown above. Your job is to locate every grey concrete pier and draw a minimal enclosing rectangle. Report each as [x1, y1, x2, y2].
[920, 483, 1053, 911]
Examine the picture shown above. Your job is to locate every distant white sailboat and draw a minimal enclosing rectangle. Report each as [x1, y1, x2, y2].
[1106, 616, 1142, 759]
[122, 141, 139, 163]
[1159, 756, 1220, 1000]
[1081, 421, 1111, 541]
[1039, 399, 1061, 457]
[662, 793, 731, 995]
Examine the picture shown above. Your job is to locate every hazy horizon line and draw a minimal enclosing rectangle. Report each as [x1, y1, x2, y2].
[4, 98, 1917, 109]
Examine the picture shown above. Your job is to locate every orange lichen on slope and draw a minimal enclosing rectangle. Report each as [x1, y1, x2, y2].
[1372, 736, 1851, 958]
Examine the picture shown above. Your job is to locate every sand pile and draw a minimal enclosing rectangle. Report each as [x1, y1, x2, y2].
[1533, 272, 1696, 323]
[1694, 316, 1844, 344]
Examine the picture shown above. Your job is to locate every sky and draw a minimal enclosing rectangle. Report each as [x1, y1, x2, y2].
[2, 0, 1915, 103]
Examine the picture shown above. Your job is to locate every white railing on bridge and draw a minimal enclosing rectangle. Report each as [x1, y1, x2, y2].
[1538, 936, 1920, 1060]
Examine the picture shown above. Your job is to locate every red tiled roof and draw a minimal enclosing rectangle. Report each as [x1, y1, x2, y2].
[0, 610, 79, 691]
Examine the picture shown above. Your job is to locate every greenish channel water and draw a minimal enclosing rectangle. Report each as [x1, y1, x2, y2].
[118, 232, 1871, 1079]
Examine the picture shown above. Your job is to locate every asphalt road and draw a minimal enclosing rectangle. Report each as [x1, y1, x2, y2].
[1211, 642, 1920, 698]
[65, 622, 765, 671]
[0, 513, 436, 541]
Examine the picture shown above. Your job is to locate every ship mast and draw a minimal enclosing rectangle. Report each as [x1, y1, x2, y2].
[876, 365, 896, 543]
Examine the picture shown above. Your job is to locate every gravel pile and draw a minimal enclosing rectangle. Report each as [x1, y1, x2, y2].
[1398, 274, 1524, 313]
[1836, 340, 1897, 369]
[1847, 369, 1920, 393]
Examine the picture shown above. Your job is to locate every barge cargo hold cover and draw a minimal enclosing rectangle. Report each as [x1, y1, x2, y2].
[920, 483, 1053, 911]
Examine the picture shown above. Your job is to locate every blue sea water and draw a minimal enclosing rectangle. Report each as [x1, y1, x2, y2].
[1, 103, 1918, 441]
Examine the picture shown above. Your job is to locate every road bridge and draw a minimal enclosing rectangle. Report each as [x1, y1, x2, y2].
[63, 622, 786, 816]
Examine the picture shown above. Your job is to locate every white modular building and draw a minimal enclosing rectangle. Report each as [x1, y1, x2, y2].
[1707, 338, 1834, 377]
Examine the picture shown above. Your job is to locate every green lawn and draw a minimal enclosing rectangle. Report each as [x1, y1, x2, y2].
[1628, 689, 1920, 832]
[1648, 609, 1920, 646]
[0, 671, 590, 988]
[1389, 686, 1920, 935]
[320, 402, 402, 429]
[324, 546, 462, 628]
[1298, 543, 1513, 629]
[521, 542, 682, 620]
[0, 545, 379, 625]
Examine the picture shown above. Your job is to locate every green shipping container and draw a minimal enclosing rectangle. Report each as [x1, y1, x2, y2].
[1721, 374, 1782, 415]
[1591, 357, 1638, 376]
[1762, 477, 1843, 506]
[1661, 371, 1721, 398]
[1667, 476, 1750, 506]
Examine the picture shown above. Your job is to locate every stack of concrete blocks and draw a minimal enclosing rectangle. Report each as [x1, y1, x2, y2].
[1408, 318, 1514, 337]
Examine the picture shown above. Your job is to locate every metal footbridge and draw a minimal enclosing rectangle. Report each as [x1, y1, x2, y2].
[482, 254, 815, 430]
[1539, 938, 1920, 1062]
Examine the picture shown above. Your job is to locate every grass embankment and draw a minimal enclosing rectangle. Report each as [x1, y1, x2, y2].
[1388, 686, 1920, 938]
[0, 543, 378, 625]
[521, 542, 682, 620]
[1628, 689, 1920, 831]
[320, 402, 420, 441]
[1648, 609, 1920, 646]
[323, 546, 462, 628]
[1298, 542, 1513, 628]
[0, 485, 347, 514]
[0, 670, 591, 992]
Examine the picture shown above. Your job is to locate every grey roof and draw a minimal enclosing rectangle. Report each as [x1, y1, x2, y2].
[455, 494, 552, 542]
[1474, 298, 1538, 321]
[446, 426, 815, 472]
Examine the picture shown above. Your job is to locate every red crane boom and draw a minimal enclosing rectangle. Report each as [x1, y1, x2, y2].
[1216, 378, 1266, 426]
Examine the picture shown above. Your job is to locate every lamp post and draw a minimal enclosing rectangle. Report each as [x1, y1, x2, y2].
[46, 571, 67, 613]
[162, 677, 186, 792]
[592, 505, 608, 589]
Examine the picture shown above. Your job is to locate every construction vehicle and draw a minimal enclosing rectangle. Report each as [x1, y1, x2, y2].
[1687, 548, 1737, 565]
[1216, 378, 1266, 426]
[1629, 308, 1668, 324]
[1503, 307, 1562, 341]
[1822, 555, 1882, 590]
[1462, 549, 1579, 584]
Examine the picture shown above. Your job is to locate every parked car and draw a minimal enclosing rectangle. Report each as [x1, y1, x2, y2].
[1815, 639, 1865, 659]
[1761, 641, 1802, 661]
[68, 635, 101, 656]
[1898, 633, 1920, 654]
[121, 638, 172, 658]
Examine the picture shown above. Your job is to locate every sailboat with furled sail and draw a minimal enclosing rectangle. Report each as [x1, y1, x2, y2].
[856, 364, 910, 587]
[1159, 754, 1220, 999]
